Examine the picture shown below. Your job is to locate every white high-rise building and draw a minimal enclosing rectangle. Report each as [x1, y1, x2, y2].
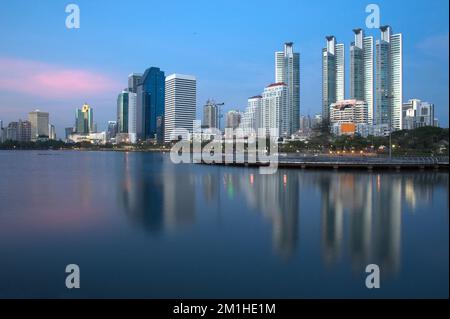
[376, 26, 403, 131]
[164, 74, 197, 142]
[128, 92, 137, 143]
[350, 29, 374, 124]
[262, 83, 289, 138]
[322, 36, 345, 121]
[240, 95, 263, 136]
[335, 43, 345, 102]
[28, 110, 49, 141]
[275, 42, 300, 135]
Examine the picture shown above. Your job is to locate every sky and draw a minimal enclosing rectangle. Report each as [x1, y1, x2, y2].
[0, 0, 448, 137]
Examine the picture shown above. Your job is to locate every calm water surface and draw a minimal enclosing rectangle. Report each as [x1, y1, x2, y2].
[0, 150, 448, 298]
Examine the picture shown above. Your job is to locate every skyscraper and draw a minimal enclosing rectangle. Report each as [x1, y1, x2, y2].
[139, 67, 165, 140]
[275, 42, 300, 135]
[117, 91, 129, 134]
[6, 120, 31, 142]
[226, 110, 242, 129]
[350, 29, 374, 124]
[322, 36, 345, 122]
[106, 121, 118, 141]
[128, 92, 137, 143]
[262, 83, 288, 138]
[128, 73, 143, 93]
[164, 74, 197, 142]
[28, 110, 49, 140]
[203, 99, 219, 129]
[49, 124, 56, 140]
[75, 103, 93, 134]
[240, 95, 262, 136]
[376, 25, 403, 130]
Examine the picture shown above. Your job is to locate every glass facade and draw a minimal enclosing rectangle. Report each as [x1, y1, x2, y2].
[141, 67, 165, 140]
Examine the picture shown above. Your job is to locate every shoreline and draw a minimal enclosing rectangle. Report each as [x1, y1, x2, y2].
[1, 148, 448, 171]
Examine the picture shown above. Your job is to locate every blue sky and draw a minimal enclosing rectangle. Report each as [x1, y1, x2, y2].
[0, 0, 448, 137]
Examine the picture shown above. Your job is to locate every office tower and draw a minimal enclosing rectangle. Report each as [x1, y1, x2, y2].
[262, 83, 288, 138]
[164, 74, 197, 142]
[376, 25, 403, 130]
[65, 127, 74, 141]
[203, 99, 219, 129]
[128, 92, 137, 143]
[117, 91, 129, 134]
[138, 67, 165, 140]
[350, 29, 374, 124]
[75, 103, 94, 134]
[322, 36, 345, 121]
[226, 110, 242, 129]
[6, 120, 31, 142]
[128, 73, 143, 93]
[28, 110, 49, 141]
[49, 124, 56, 140]
[275, 42, 300, 135]
[106, 121, 118, 141]
[6, 122, 19, 141]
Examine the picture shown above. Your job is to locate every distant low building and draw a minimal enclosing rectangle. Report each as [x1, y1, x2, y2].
[68, 132, 106, 144]
[402, 99, 437, 129]
[329, 99, 368, 136]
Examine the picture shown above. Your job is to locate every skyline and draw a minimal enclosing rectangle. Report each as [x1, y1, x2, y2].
[0, 0, 448, 138]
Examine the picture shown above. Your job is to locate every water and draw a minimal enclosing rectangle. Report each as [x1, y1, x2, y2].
[0, 150, 448, 298]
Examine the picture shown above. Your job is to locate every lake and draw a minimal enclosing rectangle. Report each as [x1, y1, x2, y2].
[0, 150, 448, 298]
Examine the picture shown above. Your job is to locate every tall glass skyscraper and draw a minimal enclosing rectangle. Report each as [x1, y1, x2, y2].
[376, 25, 403, 130]
[74, 104, 93, 135]
[350, 29, 374, 124]
[139, 67, 165, 140]
[117, 91, 129, 134]
[322, 36, 345, 122]
[275, 42, 300, 135]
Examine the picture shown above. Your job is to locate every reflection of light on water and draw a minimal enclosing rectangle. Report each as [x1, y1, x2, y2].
[227, 175, 234, 199]
[405, 181, 416, 210]
[250, 174, 254, 185]
[377, 174, 381, 191]
[283, 174, 287, 187]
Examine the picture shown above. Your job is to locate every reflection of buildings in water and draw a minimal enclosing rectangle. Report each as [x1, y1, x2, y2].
[119, 153, 196, 234]
[373, 174, 402, 274]
[119, 153, 164, 233]
[162, 160, 196, 231]
[239, 171, 299, 259]
[319, 174, 372, 266]
[319, 172, 402, 275]
[320, 174, 344, 265]
[202, 173, 219, 203]
[403, 173, 445, 211]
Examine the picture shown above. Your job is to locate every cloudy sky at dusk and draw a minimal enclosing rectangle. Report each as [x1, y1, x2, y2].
[0, 0, 448, 136]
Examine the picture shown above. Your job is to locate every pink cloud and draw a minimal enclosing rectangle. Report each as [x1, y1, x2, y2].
[0, 57, 122, 99]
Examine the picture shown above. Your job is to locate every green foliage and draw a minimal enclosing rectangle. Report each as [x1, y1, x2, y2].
[278, 126, 449, 155]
